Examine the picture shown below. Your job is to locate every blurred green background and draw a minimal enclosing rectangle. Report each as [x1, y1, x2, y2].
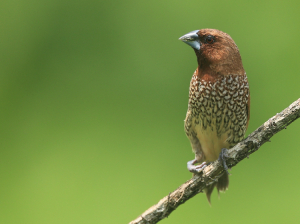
[0, 0, 299, 223]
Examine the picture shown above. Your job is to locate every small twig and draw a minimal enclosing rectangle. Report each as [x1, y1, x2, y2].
[129, 98, 300, 224]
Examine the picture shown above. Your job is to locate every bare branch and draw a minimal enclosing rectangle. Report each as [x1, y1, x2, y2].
[129, 98, 300, 224]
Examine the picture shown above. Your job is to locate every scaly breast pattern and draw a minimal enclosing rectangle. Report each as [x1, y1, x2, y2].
[184, 71, 249, 162]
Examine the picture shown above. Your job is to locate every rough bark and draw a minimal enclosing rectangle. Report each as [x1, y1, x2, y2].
[129, 98, 300, 224]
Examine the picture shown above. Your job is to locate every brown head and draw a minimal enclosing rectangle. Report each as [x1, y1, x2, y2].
[179, 29, 245, 76]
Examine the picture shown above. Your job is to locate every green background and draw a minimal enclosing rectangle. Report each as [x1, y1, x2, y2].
[1, 0, 300, 223]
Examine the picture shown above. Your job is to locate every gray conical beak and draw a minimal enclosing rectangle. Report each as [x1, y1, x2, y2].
[179, 30, 200, 50]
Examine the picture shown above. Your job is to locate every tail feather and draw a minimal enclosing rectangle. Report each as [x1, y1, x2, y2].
[205, 182, 216, 205]
[217, 172, 229, 192]
[205, 172, 229, 204]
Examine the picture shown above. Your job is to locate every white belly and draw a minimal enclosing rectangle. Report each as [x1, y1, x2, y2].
[194, 124, 229, 162]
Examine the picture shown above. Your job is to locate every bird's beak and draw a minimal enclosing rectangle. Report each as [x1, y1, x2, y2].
[179, 30, 200, 50]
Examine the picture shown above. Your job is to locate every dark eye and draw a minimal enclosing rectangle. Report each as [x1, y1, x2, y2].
[205, 35, 215, 44]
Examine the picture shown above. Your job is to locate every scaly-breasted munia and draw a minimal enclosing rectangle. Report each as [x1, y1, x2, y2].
[179, 29, 250, 203]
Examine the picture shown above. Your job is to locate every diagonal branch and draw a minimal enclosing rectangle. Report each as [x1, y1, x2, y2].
[129, 98, 300, 224]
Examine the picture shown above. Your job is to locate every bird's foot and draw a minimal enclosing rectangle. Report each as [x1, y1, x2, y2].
[219, 148, 230, 175]
[187, 159, 207, 173]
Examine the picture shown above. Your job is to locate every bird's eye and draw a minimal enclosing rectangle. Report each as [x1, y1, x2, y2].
[205, 35, 215, 44]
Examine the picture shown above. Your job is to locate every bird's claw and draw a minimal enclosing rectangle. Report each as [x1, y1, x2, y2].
[187, 159, 207, 173]
[219, 148, 230, 175]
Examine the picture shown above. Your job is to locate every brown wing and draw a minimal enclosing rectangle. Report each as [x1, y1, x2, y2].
[245, 94, 250, 131]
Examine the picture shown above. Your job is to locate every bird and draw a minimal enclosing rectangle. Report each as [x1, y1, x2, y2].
[179, 29, 250, 203]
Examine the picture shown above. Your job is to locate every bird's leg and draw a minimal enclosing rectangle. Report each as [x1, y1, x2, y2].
[187, 159, 207, 173]
[219, 148, 230, 175]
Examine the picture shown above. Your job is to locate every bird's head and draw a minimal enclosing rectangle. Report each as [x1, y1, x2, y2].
[179, 29, 244, 75]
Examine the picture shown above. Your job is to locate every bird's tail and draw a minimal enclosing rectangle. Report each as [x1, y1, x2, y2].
[205, 172, 229, 204]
